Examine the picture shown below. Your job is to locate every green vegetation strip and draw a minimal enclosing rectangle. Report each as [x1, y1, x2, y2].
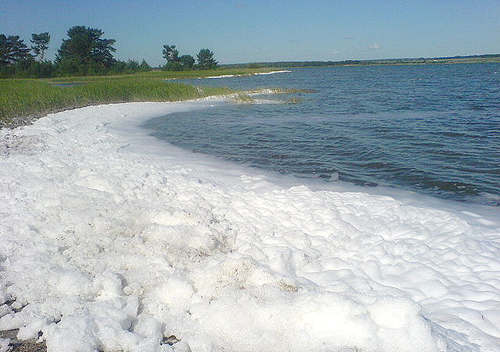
[0, 79, 229, 127]
[48, 67, 278, 82]
[0, 68, 284, 127]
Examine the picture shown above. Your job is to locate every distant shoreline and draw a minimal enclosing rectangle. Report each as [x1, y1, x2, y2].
[223, 54, 500, 69]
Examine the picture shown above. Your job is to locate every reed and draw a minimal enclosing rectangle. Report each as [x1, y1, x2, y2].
[0, 76, 231, 127]
[229, 92, 256, 104]
[47, 67, 278, 82]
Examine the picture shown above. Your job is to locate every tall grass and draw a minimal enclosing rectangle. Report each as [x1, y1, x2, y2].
[0, 77, 231, 127]
[47, 67, 279, 82]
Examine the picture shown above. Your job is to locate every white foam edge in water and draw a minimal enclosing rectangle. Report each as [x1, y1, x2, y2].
[204, 70, 291, 79]
[163, 70, 291, 81]
[0, 100, 499, 352]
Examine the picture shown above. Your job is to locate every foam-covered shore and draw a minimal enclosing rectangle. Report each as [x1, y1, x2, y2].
[0, 101, 499, 352]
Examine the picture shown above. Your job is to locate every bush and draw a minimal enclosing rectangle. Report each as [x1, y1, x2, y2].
[163, 62, 184, 71]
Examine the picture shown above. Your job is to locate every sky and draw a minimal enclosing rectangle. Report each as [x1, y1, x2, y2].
[1, 0, 499, 66]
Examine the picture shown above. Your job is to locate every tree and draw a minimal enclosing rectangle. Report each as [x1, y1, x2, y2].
[31, 32, 50, 61]
[56, 26, 116, 74]
[0, 34, 32, 66]
[111, 59, 151, 74]
[162, 44, 179, 63]
[164, 61, 183, 71]
[26, 60, 55, 78]
[162, 45, 195, 71]
[179, 55, 195, 70]
[126, 59, 140, 71]
[196, 48, 217, 70]
[138, 59, 151, 72]
[0, 35, 10, 66]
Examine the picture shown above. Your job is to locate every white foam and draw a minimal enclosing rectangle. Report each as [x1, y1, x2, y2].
[0, 101, 499, 352]
[253, 70, 292, 75]
[204, 70, 291, 79]
[0, 338, 9, 352]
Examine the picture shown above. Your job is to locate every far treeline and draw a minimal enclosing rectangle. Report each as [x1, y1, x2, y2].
[225, 54, 500, 69]
[0, 26, 218, 78]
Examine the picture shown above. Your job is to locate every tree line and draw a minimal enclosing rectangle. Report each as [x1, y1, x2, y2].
[1, 26, 218, 78]
[162, 45, 217, 71]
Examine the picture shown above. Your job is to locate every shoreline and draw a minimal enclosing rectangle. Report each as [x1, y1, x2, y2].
[0, 68, 292, 129]
[0, 69, 260, 128]
[0, 103, 105, 130]
[1, 101, 500, 352]
[203, 70, 292, 79]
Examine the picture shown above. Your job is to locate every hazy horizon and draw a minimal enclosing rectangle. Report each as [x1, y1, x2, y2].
[2, 0, 499, 66]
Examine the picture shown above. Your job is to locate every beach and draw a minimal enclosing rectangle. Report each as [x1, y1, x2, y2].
[1, 101, 500, 352]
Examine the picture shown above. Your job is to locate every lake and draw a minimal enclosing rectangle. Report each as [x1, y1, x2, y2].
[144, 64, 500, 205]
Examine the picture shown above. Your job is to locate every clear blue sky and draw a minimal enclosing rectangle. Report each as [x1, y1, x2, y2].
[1, 0, 499, 66]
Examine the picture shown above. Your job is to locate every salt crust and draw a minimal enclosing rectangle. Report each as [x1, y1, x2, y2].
[0, 100, 499, 352]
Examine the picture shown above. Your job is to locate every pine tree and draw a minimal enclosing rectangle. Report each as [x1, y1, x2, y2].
[179, 55, 195, 69]
[139, 59, 151, 71]
[56, 26, 116, 74]
[31, 32, 50, 61]
[196, 49, 218, 70]
[0, 34, 32, 66]
[162, 45, 179, 63]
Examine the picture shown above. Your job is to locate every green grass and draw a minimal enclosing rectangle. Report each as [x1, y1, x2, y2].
[47, 67, 279, 82]
[0, 68, 282, 127]
[0, 77, 233, 128]
[228, 92, 257, 104]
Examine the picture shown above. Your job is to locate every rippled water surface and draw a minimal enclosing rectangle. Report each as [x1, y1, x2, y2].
[144, 64, 500, 205]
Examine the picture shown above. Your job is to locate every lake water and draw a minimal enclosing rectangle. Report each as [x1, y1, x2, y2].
[144, 64, 500, 205]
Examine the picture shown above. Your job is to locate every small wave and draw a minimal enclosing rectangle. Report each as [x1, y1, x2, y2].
[205, 70, 291, 79]
[480, 192, 500, 206]
[254, 70, 292, 75]
[206, 74, 239, 79]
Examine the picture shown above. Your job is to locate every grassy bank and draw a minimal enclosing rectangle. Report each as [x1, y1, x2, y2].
[47, 67, 279, 82]
[1, 68, 277, 128]
[0, 79, 229, 127]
